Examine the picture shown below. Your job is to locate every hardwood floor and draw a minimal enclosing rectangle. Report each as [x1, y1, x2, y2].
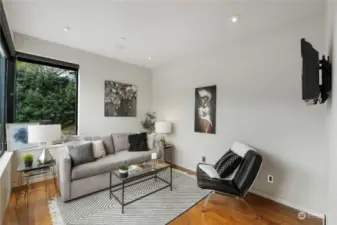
[3, 179, 322, 225]
[170, 193, 322, 225]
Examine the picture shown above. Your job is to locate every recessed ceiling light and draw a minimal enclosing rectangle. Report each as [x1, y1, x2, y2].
[148, 56, 152, 60]
[231, 15, 239, 23]
[63, 26, 71, 32]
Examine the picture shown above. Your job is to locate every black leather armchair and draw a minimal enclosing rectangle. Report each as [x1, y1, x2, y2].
[197, 148, 263, 219]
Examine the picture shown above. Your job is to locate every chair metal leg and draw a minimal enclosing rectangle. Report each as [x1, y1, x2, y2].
[202, 191, 214, 212]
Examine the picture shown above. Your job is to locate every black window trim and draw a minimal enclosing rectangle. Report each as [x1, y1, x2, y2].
[16, 52, 79, 71]
[1, 1, 80, 155]
[0, 0, 15, 157]
[15, 52, 80, 135]
[0, 0, 15, 58]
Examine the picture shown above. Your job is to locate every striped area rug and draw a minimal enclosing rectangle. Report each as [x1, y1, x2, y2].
[49, 169, 209, 225]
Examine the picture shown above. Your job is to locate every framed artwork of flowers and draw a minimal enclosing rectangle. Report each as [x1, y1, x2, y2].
[104, 80, 137, 117]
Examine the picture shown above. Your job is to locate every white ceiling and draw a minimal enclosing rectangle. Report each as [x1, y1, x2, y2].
[3, 0, 324, 69]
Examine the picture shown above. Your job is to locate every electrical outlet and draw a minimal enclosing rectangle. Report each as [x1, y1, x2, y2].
[268, 175, 274, 184]
[201, 156, 206, 162]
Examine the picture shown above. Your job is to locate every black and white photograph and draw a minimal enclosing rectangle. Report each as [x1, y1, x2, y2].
[104, 80, 137, 117]
[194, 85, 216, 134]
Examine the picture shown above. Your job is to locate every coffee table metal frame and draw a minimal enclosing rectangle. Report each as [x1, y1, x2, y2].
[109, 164, 172, 214]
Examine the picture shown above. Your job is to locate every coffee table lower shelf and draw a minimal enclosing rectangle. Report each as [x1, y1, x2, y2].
[109, 165, 172, 214]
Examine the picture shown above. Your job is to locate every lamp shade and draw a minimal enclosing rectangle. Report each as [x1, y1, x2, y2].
[155, 122, 171, 134]
[28, 124, 61, 144]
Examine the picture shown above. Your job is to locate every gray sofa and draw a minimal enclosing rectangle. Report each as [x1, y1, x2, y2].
[58, 133, 161, 202]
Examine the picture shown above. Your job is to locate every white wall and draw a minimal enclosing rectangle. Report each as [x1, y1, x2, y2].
[13, 33, 152, 135]
[326, 1, 337, 224]
[0, 152, 12, 225]
[152, 14, 328, 215]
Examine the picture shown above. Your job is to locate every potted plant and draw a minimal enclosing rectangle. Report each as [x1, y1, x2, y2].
[119, 164, 129, 178]
[140, 112, 156, 133]
[160, 136, 167, 146]
[22, 153, 34, 167]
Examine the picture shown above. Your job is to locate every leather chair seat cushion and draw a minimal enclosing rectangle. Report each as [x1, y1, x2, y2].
[197, 165, 241, 196]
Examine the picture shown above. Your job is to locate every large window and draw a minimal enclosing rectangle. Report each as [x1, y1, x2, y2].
[15, 58, 78, 135]
[0, 43, 7, 155]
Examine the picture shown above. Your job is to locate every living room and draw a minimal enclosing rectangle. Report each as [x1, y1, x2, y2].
[0, 0, 337, 225]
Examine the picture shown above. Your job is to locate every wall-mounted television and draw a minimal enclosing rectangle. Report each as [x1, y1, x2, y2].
[301, 38, 331, 105]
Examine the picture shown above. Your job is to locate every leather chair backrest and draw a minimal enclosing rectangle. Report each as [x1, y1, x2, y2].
[233, 150, 262, 196]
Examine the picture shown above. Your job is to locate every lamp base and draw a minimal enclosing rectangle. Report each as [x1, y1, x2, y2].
[38, 148, 53, 164]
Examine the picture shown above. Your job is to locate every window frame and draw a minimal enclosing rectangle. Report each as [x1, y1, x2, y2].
[15, 52, 79, 135]
[0, 0, 16, 156]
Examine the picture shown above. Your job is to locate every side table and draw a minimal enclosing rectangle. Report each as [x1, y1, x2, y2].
[163, 144, 174, 164]
[16, 160, 57, 206]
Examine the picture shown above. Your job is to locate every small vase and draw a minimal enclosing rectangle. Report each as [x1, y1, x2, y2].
[24, 160, 33, 167]
[119, 170, 128, 178]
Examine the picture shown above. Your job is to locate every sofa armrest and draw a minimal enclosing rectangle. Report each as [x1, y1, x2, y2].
[59, 151, 72, 202]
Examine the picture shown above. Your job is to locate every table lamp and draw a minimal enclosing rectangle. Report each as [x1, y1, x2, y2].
[155, 121, 171, 146]
[28, 124, 61, 164]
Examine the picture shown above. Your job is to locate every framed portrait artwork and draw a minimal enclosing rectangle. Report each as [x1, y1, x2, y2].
[194, 85, 216, 134]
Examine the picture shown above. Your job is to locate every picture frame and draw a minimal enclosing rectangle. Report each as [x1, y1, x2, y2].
[104, 80, 138, 117]
[6, 123, 39, 151]
[194, 85, 217, 134]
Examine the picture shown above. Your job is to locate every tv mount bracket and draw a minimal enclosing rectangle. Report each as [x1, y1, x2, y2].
[318, 55, 332, 104]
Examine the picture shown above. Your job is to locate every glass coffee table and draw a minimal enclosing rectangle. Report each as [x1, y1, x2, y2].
[109, 162, 172, 214]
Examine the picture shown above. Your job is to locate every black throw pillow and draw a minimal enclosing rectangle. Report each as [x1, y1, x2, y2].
[215, 150, 243, 178]
[128, 133, 149, 151]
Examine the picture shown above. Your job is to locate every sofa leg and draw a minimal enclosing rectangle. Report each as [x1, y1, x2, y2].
[202, 191, 214, 212]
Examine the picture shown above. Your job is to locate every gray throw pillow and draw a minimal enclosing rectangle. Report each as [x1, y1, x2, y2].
[111, 133, 129, 152]
[68, 142, 95, 167]
[102, 135, 115, 154]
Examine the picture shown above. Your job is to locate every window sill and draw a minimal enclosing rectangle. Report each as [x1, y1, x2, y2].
[0, 151, 13, 177]
[8, 144, 66, 152]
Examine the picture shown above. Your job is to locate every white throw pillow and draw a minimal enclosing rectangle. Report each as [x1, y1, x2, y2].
[92, 140, 106, 159]
[147, 133, 155, 150]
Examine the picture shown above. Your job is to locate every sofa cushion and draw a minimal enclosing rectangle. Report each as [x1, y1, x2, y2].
[71, 149, 159, 180]
[68, 142, 95, 167]
[71, 154, 125, 180]
[112, 133, 129, 152]
[116, 149, 158, 165]
[102, 135, 115, 154]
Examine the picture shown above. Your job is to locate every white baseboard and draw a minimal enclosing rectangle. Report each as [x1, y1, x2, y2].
[250, 188, 325, 219]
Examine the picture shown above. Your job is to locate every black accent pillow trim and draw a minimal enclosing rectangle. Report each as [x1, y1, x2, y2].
[128, 132, 149, 152]
[215, 150, 243, 178]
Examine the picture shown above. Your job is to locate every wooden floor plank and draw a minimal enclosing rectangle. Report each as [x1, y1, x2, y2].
[3, 179, 322, 225]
